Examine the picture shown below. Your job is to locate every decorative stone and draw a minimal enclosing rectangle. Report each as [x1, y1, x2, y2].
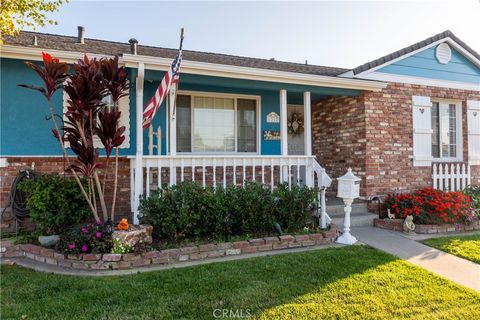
[113, 224, 153, 249]
[38, 235, 60, 247]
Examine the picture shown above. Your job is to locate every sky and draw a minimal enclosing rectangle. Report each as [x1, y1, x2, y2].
[27, 0, 480, 69]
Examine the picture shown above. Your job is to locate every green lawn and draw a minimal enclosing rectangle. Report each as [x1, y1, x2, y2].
[1, 246, 479, 320]
[421, 233, 480, 264]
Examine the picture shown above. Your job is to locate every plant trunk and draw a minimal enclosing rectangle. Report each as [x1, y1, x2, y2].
[46, 100, 100, 222]
[94, 171, 109, 221]
[111, 147, 119, 221]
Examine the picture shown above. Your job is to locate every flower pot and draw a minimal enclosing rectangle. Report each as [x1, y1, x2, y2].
[38, 235, 60, 247]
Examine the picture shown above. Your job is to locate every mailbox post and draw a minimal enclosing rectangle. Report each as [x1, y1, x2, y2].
[336, 168, 361, 245]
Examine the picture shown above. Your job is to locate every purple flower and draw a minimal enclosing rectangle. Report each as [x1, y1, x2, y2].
[96, 220, 104, 225]
[81, 245, 88, 252]
[95, 231, 102, 239]
[68, 243, 76, 249]
[81, 227, 88, 234]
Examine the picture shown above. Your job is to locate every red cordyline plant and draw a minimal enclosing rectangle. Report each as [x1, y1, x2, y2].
[20, 52, 130, 223]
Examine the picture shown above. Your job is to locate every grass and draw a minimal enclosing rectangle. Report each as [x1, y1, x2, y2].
[421, 233, 480, 264]
[1, 246, 479, 320]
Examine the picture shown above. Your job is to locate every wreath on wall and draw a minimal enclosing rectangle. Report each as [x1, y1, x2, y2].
[287, 112, 304, 135]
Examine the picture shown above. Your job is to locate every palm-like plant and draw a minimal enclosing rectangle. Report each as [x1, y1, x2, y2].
[20, 52, 131, 223]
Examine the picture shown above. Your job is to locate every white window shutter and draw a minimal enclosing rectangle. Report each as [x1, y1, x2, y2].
[467, 100, 480, 165]
[118, 94, 130, 149]
[412, 96, 433, 166]
[63, 90, 130, 149]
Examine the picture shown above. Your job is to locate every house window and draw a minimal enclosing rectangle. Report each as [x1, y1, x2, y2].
[431, 101, 461, 160]
[176, 93, 258, 153]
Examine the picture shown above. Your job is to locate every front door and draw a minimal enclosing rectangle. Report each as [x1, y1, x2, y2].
[287, 105, 305, 185]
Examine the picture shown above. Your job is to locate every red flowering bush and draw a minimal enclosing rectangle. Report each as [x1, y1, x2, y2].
[385, 187, 473, 225]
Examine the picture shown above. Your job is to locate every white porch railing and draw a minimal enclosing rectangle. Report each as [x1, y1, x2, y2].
[432, 163, 471, 191]
[129, 155, 332, 227]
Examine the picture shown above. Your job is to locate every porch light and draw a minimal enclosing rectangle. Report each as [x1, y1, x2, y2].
[336, 168, 361, 245]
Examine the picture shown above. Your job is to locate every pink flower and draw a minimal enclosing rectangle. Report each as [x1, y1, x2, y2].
[81, 245, 88, 252]
[81, 227, 88, 234]
[95, 232, 102, 239]
[68, 243, 75, 249]
[96, 220, 104, 225]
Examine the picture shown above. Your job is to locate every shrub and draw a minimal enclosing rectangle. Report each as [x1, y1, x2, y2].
[385, 187, 473, 225]
[57, 221, 114, 254]
[139, 182, 317, 243]
[273, 183, 317, 230]
[225, 182, 276, 236]
[111, 238, 131, 254]
[139, 183, 224, 242]
[462, 185, 480, 210]
[18, 174, 90, 235]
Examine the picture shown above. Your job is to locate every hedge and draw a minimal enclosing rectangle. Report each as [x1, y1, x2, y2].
[138, 182, 317, 242]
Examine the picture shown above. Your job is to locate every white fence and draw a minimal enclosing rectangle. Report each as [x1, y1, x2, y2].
[432, 163, 471, 191]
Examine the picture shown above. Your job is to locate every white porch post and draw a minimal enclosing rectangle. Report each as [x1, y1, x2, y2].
[280, 89, 288, 183]
[133, 63, 145, 224]
[169, 87, 177, 185]
[280, 89, 288, 156]
[304, 91, 313, 187]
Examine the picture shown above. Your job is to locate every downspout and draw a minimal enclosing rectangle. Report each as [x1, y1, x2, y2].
[133, 63, 145, 224]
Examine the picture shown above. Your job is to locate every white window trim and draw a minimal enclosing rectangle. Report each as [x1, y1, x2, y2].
[176, 90, 261, 155]
[431, 99, 463, 163]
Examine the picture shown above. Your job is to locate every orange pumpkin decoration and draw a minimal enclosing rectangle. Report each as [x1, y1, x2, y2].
[117, 218, 129, 231]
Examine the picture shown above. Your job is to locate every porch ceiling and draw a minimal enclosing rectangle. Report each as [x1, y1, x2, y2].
[144, 70, 362, 97]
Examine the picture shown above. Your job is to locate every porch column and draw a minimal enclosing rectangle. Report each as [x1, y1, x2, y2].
[280, 89, 288, 183]
[304, 91, 313, 187]
[280, 89, 288, 156]
[133, 63, 145, 224]
[169, 86, 177, 185]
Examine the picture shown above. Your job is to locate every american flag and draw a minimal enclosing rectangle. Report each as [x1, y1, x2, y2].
[142, 51, 182, 129]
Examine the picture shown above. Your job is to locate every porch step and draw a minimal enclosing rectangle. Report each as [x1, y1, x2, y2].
[331, 212, 377, 228]
[326, 202, 369, 217]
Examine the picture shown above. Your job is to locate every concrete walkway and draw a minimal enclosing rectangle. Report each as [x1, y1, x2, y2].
[352, 227, 480, 292]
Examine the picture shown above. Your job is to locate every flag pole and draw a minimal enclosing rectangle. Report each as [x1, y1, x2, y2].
[171, 28, 184, 119]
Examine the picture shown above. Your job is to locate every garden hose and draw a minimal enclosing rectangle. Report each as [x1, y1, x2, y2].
[1, 169, 38, 223]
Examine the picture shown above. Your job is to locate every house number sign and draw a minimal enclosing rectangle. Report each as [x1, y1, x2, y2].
[266, 112, 280, 123]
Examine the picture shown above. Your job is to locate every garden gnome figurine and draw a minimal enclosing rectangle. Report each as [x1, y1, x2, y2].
[403, 215, 416, 234]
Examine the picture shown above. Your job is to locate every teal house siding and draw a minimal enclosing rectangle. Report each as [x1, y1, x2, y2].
[1, 58, 361, 157]
[378, 46, 480, 84]
[141, 71, 361, 156]
[0, 58, 137, 156]
[0, 58, 65, 156]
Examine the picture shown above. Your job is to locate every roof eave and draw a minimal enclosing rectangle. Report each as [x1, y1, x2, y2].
[0, 44, 387, 92]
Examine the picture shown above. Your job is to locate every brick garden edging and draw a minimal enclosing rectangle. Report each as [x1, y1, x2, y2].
[0, 226, 338, 271]
[374, 218, 480, 234]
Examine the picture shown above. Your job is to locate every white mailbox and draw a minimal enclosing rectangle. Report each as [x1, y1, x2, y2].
[337, 168, 361, 200]
[336, 168, 361, 245]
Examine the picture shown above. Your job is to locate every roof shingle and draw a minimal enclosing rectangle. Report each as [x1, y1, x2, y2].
[3, 31, 349, 77]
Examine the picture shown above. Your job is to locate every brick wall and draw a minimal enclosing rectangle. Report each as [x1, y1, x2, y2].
[1, 157, 132, 230]
[312, 95, 367, 195]
[313, 82, 480, 198]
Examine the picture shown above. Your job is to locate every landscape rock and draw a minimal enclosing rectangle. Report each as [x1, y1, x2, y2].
[38, 235, 60, 247]
[113, 224, 153, 250]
